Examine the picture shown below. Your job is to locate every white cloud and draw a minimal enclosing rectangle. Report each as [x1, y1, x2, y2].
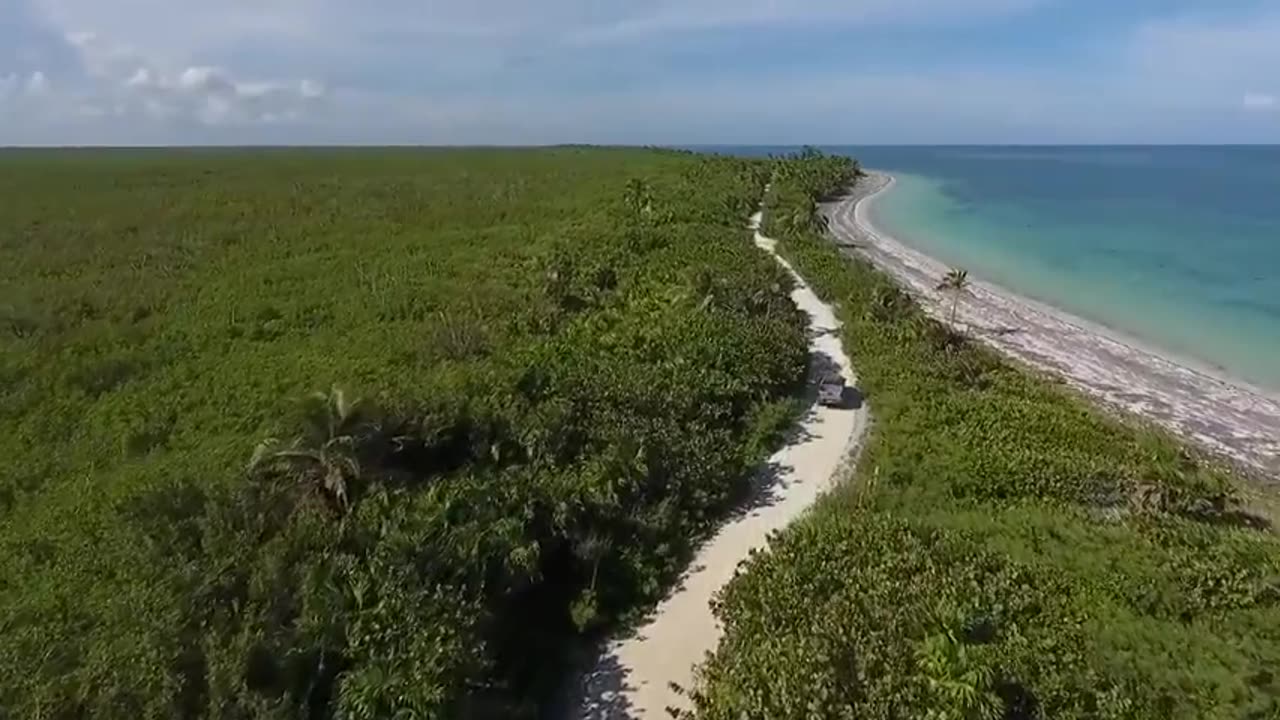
[66, 30, 141, 79]
[1243, 93, 1277, 110]
[21, 0, 1052, 97]
[235, 81, 280, 99]
[7, 0, 1280, 144]
[0, 24, 327, 135]
[25, 70, 50, 94]
[177, 66, 234, 94]
[1128, 11, 1280, 107]
[299, 79, 324, 100]
[33, 0, 1048, 55]
[125, 67, 154, 88]
[566, 0, 1044, 44]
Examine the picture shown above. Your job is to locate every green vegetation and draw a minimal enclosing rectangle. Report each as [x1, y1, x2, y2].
[9, 146, 1279, 720]
[0, 148, 809, 718]
[685, 152, 1280, 719]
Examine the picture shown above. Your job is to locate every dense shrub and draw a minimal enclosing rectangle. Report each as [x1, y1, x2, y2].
[688, 151, 1280, 719]
[0, 148, 804, 717]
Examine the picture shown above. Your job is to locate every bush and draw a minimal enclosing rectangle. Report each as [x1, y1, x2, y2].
[687, 150, 1280, 720]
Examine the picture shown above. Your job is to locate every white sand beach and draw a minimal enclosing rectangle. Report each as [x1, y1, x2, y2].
[570, 213, 869, 719]
[829, 173, 1280, 477]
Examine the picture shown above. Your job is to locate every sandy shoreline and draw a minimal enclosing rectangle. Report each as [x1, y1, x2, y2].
[828, 173, 1280, 478]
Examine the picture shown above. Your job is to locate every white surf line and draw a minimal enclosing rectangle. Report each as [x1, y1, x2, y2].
[571, 212, 869, 720]
[830, 174, 1280, 476]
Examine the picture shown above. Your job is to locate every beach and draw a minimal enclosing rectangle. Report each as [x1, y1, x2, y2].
[828, 173, 1280, 477]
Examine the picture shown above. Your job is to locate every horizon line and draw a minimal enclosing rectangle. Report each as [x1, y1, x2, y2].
[3, 142, 1280, 151]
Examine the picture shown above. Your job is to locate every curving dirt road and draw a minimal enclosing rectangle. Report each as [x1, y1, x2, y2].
[569, 212, 869, 719]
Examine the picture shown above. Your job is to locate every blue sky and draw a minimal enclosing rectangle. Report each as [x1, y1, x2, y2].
[2, 0, 1280, 145]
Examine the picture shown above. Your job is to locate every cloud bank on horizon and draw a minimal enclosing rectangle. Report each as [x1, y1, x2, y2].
[2, 0, 1279, 145]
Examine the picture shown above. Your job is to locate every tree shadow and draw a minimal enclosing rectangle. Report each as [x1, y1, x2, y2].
[983, 325, 1022, 338]
[721, 347, 858, 521]
[1189, 507, 1273, 532]
[726, 457, 800, 521]
[569, 652, 640, 720]
[997, 681, 1041, 720]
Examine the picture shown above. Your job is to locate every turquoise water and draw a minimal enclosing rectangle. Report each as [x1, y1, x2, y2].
[703, 146, 1280, 391]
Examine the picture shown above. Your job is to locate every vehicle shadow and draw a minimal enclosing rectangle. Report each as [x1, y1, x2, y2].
[838, 386, 865, 411]
[809, 350, 863, 410]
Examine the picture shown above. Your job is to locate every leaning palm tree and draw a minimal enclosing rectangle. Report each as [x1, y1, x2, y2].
[936, 269, 970, 324]
[249, 387, 369, 513]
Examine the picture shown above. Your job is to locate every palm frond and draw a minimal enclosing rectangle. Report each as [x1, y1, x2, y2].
[936, 269, 971, 292]
[324, 435, 357, 453]
[301, 391, 334, 440]
[246, 385, 370, 515]
[332, 453, 361, 480]
[271, 449, 324, 464]
[575, 533, 612, 562]
[322, 465, 351, 511]
[248, 437, 284, 470]
[331, 386, 349, 422]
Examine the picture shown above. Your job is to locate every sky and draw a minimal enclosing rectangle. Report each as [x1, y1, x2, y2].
[2, 0, 1280, 145]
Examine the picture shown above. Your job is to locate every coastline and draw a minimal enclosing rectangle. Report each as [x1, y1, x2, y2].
[828, 172, 1280, 477]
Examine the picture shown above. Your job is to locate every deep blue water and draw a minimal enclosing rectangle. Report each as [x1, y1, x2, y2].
[696, 146, 1280, 391]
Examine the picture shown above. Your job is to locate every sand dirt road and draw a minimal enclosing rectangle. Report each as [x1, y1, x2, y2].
[569, 212, 869, 719]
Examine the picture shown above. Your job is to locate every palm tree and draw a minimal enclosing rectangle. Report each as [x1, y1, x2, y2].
[575, 533, 612, 591]
[802, 199, 830, 233]
[778, 198, 828, 237]
[936, 269, 970, 324]
[249, 387, 370, 513]
[623, 178, 654, 220]
[916, 629, 1000, 719]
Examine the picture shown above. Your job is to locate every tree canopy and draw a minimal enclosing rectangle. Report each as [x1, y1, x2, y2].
[0, 148, 804, 718]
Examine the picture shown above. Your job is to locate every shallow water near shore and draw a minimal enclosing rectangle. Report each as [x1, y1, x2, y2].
[706, 146, 1280, 391]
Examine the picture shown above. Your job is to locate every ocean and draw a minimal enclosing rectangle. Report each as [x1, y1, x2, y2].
[702, 146, 1280, 392]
